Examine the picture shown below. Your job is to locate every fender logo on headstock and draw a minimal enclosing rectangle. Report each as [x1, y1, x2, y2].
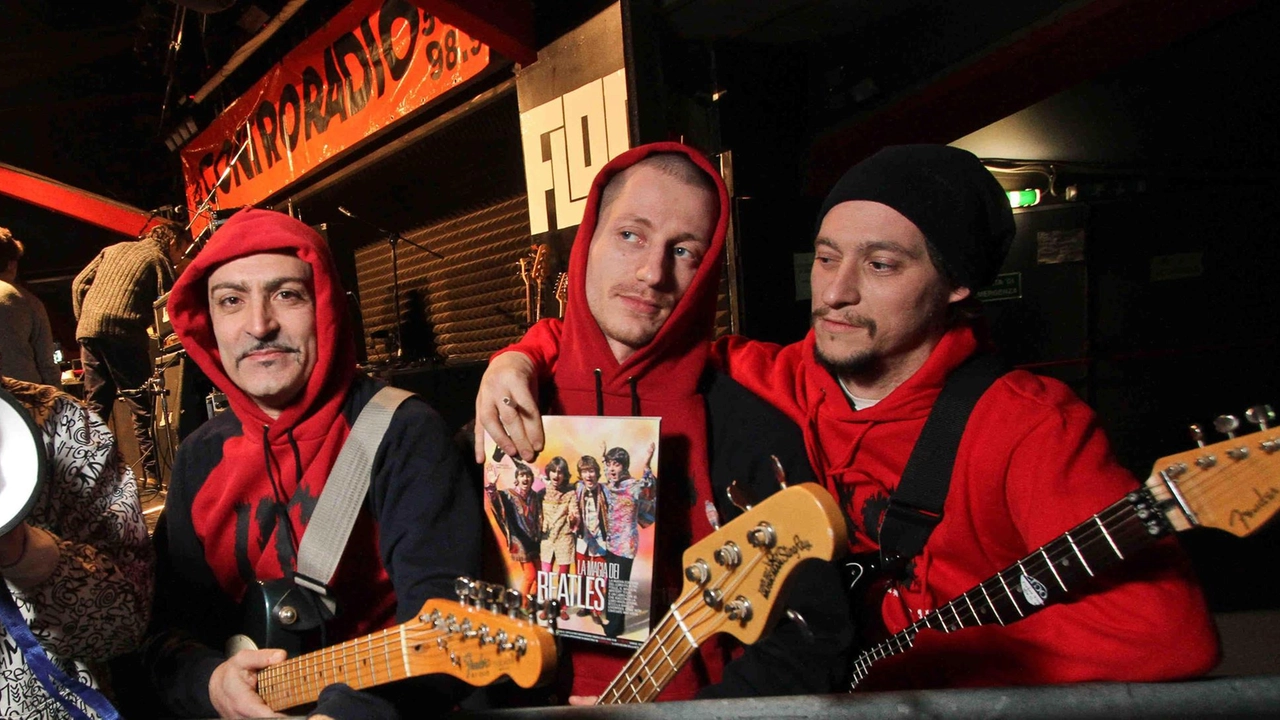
[1229, 486, 1280, 531]
[759, 535, 813, 599]
[461, 653, 494, 674]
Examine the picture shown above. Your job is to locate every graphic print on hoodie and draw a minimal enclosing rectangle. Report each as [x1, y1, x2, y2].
[166, 208, 396, 642]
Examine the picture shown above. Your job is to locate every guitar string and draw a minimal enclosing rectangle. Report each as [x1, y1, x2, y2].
[850, 524, 1152, 686]
[1159, 456, 1273, 521]
[604, 593, 721, 703]
[851, 454, 1270, 687]
[603, 547, 775, 703]
[601, 608, 696, 703]
[258, 613, 547, 706]
[259, 625, 449, 705]
[854, 501, 1156, 671]
[602, 580, 727, 703]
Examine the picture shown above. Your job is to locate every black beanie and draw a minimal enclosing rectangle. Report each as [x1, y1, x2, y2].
[817, 145, 1015, 289]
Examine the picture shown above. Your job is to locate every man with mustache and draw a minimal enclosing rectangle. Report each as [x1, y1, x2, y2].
[475, 142, 851, 702]
[478, 145, 1219, 690]
[142, 208, 480, 718]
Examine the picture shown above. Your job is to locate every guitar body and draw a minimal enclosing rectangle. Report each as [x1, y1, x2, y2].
[228, 578, 326, 658]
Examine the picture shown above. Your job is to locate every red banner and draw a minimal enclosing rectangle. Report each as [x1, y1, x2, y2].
[181, 0, 490, 235]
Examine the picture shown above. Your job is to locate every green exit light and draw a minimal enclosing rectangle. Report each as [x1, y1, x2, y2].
[1007, 189, 1041, 208]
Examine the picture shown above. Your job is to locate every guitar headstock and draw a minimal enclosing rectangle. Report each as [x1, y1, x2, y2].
[1146, 405, 1280, 537]
[553, 272, 568, 318]
[407, 585, 557, 689]
[678, 483, 847, 645]
[531, 243, 550, 283]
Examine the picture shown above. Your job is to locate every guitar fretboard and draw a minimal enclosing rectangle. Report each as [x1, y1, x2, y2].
[850, 489, 1170, 688]
[597, 606, 701, 704]
[257, 624, 421, 711]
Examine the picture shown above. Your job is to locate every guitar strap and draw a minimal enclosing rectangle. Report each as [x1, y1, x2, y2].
[876, 353, 1006, 572]
[294, 385, 415, 613]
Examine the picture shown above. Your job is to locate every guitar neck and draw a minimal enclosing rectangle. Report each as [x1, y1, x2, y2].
[257, 624, 422, 711]
[597, 606, 700, 704]
[851, 488, 1169, 687]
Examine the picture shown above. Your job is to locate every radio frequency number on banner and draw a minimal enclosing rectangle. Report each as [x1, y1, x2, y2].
[422, 17, 484, 81]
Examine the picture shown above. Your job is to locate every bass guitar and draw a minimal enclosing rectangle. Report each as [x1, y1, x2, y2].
[596, 481, 849, 703]
[227, 577, 556, 712]
[849, 408, 1280, 689]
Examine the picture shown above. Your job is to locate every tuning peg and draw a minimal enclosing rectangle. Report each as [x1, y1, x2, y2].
[726, 481, 755, 512]
[1246, 405, 1275, 431]
[770, 455, 789, 489]
[1189, 424, 1206, 448]
[504, 588, 523, 618]
[725, 596, 753, 622]
[704, 500, 722, 531]
[1213, 415, 1240, 439]
[454, 577, 474, 603]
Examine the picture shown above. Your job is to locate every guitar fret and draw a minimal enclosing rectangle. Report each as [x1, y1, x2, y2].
[963, 593, 982, 626]
[670, 606, 699, 648]
[383, 629, 395, 681]
[949, 601, 964, 630]
[1095, 515, 1123, 559]
[998, 572, 1025, 617]
[367, 632, 377, 684]
[1039, 548, 1068, 591]
[399, 625, 410, 678]
[1065, 532, 1094, 577]
[978, 583, 1005, 625]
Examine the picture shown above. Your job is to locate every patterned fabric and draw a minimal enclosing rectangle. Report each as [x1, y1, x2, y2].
[487, 488, 541, 563]
[0, 378, 153, 718]
[539, 481, 577, 564]
[575, 483, 608, 557]
[601, 469, 656, 559]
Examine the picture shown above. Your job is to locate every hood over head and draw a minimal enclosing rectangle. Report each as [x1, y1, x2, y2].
[168, 207, 355, 435]
[560, 141, 730, 385]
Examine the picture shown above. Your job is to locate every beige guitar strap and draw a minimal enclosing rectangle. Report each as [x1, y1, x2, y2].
[294, 385, 415, 612]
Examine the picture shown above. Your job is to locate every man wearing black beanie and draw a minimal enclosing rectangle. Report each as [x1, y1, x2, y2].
[478, 144, 1219, 692]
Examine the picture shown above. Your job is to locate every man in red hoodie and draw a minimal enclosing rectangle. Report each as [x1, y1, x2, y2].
[476, 142, 852, 702]
[479, 145, 1220, 690]
[142, 209, 481, 718]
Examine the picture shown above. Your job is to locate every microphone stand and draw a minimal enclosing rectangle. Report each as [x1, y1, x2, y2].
[337, 207, 445, 362]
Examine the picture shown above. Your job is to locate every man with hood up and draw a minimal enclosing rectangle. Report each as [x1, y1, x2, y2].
[143, 209, 481, 718]
[479, 145, 1220, 691]
[474, 142, 853, 702]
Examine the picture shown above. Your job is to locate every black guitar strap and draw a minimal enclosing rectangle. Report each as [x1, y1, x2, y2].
[876, 353, 1006, 571]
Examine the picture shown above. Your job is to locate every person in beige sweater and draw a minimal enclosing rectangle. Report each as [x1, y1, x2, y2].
[71, 224, 178, 484]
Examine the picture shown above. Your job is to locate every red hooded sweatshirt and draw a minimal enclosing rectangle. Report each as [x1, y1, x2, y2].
[499, 142, 734, 700]
[167, 208, 396, 642]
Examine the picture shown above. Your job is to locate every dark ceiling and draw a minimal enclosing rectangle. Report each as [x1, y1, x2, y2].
[0, 0, 1265, 283]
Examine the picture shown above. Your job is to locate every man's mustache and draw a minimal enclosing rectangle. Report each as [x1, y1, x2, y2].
[237, 342, 300, 364]
[812, 306, 877, 336]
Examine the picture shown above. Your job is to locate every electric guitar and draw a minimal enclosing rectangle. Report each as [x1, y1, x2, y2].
[227, 577, 556, 712]
[531, 243, 550, 323]
[553, 271, 569, 319]
[596, 482, 849, 703]
[849, 408, 1280, 689]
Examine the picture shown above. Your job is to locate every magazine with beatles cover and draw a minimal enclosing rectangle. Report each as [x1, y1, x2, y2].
[483, 415, 660, 649]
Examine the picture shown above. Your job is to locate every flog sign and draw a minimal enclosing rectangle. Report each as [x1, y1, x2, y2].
[520, 69, 630, 234]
